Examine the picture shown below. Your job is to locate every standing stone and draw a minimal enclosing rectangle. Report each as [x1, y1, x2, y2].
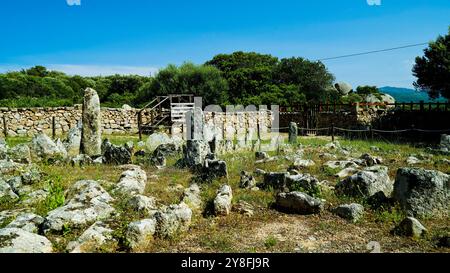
[214, 185, 233, 216]
[81, 88, 102, 157]
[187, 107, 204, 140]
[289, 122, 298, 144]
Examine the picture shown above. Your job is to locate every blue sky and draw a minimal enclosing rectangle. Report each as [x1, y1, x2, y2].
[0, 0, 449, 88]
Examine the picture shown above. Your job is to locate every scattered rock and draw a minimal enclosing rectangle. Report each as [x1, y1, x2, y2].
[70, 154, 93, 167]
[30, 133, 66, 161]
[439, 134, 450, 152]
[392, 217, 427, 238]
[22, 189, 50, 205]
[80, 88, 102, 157]
[0, 138, 7, 160]
[43, 180, 115, 233]
[154, 203, 192, 239]
[360, 153, 383, 166]
[291, 158, 315, 169]
[275, 191, 324, 215]
[406, 156, 421, 165]
[66, 221, 115, 253]
[367, 191, 394, 209]
[127, 195, 157, 216]
[7, 144, 31, 164]
[332, 204, 364, 223]
[325, 160, 359, 170]
[214, 185, 233, 216]
[255, 151, 270, 161]
[437, 236, 450, 248]
[6, 213, 45, 233]
[0, 179, 19, 200]
[324, 141, 341, 150]
[393, 168, 449, 217]
[335, 167, 358, 178]
[285, 173, 321, 196]
[254, 168, 266, 176]
[262, 172, 289, 191]
[126, 219, 156, 250]
[101, 139, 132, 165]
[232, 200, 254, 217]
[335, 165, 392, 198]
[114, 166, 148, 196]
[0, 228, 53, 253]
[0, 160, 21, 175]
[199, 159, 228, 182]
[145, 133, 173, 154]
[181, 184, 202, 210]
[239, 171, 257, 189]
[179, 140, 210, 169]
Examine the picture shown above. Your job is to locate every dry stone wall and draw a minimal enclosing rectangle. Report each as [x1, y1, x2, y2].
[0, 106, 151, 137]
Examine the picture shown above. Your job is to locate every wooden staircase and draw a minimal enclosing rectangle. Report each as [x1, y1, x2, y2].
[138, 94, 195, 136]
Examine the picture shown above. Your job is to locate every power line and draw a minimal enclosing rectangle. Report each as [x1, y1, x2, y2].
[318, 42, 429, 61]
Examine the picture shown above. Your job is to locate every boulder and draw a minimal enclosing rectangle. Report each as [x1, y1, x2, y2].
[127, 195, 157, 216]
[214, 185, 233, 216]
[0, 179, 19, 200]
[122, 104, 133, 110]
[0, 160, 22, 175]
[332, 203, 364, 223]
[101, 139, 132, 165]
[239, 171, 257, 189]
[114, 166, 148, 196]
[439, 134, 450, 152]
[152, 143, 178, 158]
[6, 213, 45, 233]
[30, 133, 66, 161]
[275, 191, 324, 215]
[180, 140, 210, 169]
[42, 180, 115, 233]
[66, 221, 115, 253]
[285, 173, 321, 196]
[0, 228, 53, 253]
[335, 82, 353, 96]
[262, 172, 289, 191]
[145, 133, 172, 154]
[181, 184, 202, 210]
[7, 144, 31, 164]
[64, 125, 82, 156]
[126, 219, 156, 250]
[335, 166, 393, 198]
[154, 203, 192, 239]
[80, 88, 102, 157]
[392, 217, 427, 238]
[199, 159, 228, 182]
[393, 168, 449, 217]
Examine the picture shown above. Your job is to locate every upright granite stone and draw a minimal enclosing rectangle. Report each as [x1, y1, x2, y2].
[187, 107, 204, 140]
[81, 88, 102, 157]
[288, 122, 298, 144]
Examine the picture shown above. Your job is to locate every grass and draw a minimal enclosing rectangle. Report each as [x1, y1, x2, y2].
[1, 134, 449, 253]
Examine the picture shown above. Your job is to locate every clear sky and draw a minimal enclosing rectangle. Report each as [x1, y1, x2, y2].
[0, 0, 449, 88]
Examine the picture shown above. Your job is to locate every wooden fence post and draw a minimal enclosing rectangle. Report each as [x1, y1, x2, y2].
[138, 111, 142, 141]
[52, 116, 56, 139]
[331, 123, 335, 142]
[2, 116, 7, 139]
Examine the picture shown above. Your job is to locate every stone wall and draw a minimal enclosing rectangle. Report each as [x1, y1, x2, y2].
[0, 106, 151, 137]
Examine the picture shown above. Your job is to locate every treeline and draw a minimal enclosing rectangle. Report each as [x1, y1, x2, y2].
[1, 52, 348, 108]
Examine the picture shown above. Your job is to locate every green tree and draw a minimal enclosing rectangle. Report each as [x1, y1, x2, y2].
[22, 65, 49, 77]
[356, 85, 380, 96]
[274, 57, 335, 102]
[205, 51, 278, 103]
[135, 63, 228, 106]
[413, 27, 450, 100]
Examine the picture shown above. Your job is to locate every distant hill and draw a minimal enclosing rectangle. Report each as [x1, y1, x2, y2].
[379, 87, 448, 103]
